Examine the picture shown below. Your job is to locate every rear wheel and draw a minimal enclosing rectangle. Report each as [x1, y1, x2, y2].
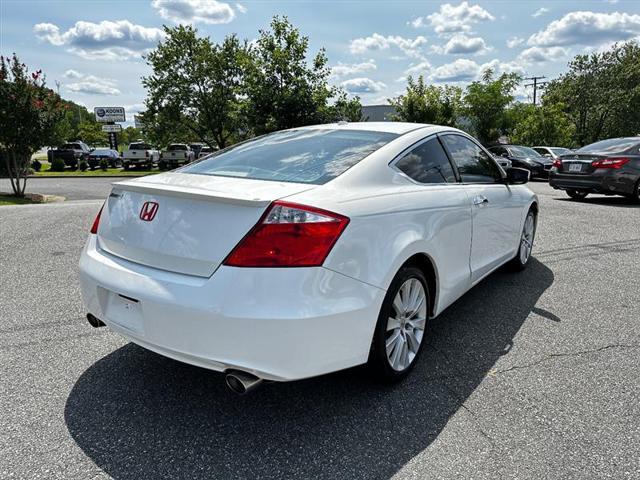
[567, 189, 588, 200]
[507, 209, 536, 271]
[123, 162, 129, 170]
[368, 266, 429, 382]
[629, 180, 640, 204]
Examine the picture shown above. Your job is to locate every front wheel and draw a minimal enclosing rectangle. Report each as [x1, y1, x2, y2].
[368, 266, 429, 382]
[567, 189, 588, 200]
[507, 210, 536, 271]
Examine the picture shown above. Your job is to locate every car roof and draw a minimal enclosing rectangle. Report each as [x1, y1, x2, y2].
[298, 121, 436, 135]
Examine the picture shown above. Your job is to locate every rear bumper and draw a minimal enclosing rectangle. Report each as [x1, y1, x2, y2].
[79, 235, 385, 381]
[549, 170, 634, 195]
[123, 157, 151, 164]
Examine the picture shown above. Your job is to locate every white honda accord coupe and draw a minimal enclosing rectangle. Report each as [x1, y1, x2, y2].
[79, 122, 537, 393]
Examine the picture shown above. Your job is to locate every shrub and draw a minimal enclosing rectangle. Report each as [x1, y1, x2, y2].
[50, 157, 66, 172]
[31, 159, 42, 172]
[79, 160, 89, 172]
[99, 158, 109, 171]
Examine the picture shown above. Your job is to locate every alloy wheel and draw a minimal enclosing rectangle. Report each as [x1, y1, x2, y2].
[385, 278, 427, 371]
[519, 213, 535, 264]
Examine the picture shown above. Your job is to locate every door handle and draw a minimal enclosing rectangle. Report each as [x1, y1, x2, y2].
[473, 195, 489, 206]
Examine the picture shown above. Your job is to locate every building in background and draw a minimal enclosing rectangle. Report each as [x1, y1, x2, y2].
[361, 105, 396, 122]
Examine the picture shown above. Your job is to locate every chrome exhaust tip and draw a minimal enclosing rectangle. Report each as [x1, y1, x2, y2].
[86, 313, 105, 328]
[225, 370, 263, 395]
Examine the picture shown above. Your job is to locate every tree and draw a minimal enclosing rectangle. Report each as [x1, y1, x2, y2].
[0, 54, 65, 196]
[243, 16, 336, 134]
[508, 102, 576, 147]
[462, 69, 521, 144]
[142, 25, 249, 149]
[327, 91, 364, 122]
[77, 121, 107, 146]
[544, 41, 640, 146]
[389, 75, 462, 126]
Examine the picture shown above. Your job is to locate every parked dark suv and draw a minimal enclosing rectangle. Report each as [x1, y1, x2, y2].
[488, 144, 553, 178]
[549, 137, 640, 202]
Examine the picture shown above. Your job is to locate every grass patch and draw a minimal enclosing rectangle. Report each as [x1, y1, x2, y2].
[0, 195, 37, 206]
[34, 167, 158, 177]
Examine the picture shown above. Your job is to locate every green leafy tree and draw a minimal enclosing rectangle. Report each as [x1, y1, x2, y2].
[389, 75, 462, 126]
[243, 16, 336, 134]
[143, 25, 249, 149]
[508, 102, 576, 147]
[77, 121, 107, 146]
[544, 41, 640, 146]
[0, 54, 65, 196]
[463, 69, 521, 144]
[326, 91, 364, 122]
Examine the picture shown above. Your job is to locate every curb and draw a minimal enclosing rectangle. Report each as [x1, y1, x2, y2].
[0, 192, 66, 203]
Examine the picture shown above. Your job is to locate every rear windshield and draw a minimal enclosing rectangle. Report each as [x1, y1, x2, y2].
[550, 147, 572, 155]
[130, 143, 151, 150]
[577, 138, 640, 154]
[508, 146, 542, 158]
[92, 149, 112, 155]
[61, 143, 82, 150]
[181, 128, 399, 185]
[168, 144, 188, 151]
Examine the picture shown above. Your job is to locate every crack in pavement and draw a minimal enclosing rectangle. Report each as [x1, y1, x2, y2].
[492, 343, 640, 375]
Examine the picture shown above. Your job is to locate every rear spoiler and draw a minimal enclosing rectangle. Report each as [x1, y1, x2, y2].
[111, 180, 272, 207]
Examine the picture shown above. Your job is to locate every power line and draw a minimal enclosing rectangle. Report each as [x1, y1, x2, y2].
[524, 76, 548, 106]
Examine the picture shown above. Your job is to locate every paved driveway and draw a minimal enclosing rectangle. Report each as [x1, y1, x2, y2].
[0, 182, 638, 479]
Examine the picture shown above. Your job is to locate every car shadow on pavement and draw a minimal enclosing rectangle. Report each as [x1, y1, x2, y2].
[65, 258, 554, 480]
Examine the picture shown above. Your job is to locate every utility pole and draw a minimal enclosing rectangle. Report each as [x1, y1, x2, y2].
[524, 76, 548, 106]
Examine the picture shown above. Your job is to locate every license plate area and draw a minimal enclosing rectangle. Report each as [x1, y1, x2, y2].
[568, 163, 583, 173]
[105, 291, 144, 334]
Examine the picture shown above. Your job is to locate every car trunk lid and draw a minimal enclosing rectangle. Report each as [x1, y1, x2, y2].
[97, 173, 314, 277]
[559, 154, 603, 175]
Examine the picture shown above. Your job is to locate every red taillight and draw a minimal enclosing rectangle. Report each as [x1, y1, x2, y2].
[591, 157, 630, 169]
[90, 204, 104, 234]
[224, 201, 349, 267]
[552, 158, 562, 168]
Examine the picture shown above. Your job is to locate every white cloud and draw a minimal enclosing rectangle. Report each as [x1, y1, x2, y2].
[33, 20, 165, 60]
[429, 58, 525, 83]
[235, 3, 247, 14]
[411, 1, 494, 36]
[63, 71, 121, 95]
[528, 11, 640, 47]
[349, 33, 427, 58]
[532, 7, 549, 18]
[429, 58, 480, 82]
[433, 34, 491, 54]
[404, 60, 432, 76]
[330, 60, 377, 78]
[507, 36, 525, 48]
[341, 77, 387, 94]
[151, 0, 235, 24]
[519, 46, 569, 64]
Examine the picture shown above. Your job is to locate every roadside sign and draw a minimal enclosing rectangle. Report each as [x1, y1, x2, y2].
[134, 114, 145, 129]
[94, 107, 126, 123]
[102, 124, 122, 133]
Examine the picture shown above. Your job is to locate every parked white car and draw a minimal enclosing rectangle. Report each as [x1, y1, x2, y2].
[122, 142, 159, 169]
[80, 122, 537, 394]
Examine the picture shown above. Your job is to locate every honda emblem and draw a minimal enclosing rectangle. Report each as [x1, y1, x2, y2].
[139, 201, 159, 221]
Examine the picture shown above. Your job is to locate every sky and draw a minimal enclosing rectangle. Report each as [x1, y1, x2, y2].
[1, 0, 639, 123]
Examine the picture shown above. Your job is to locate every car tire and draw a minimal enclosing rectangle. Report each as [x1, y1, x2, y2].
[367, 266, 429, 383]
[123, 163, 129, 171]
[507, 209, 536, 271]
[567, 190, 588, 200]
[629, 180, 640, 204]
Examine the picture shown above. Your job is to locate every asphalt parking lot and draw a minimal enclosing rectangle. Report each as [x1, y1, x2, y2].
[1, 179, 639, 479]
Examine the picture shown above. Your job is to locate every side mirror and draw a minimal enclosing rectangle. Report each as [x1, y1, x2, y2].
[543, 153, 552, 158]
[506, 167, 530, 185]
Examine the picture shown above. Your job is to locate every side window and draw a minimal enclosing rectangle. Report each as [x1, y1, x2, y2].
[395, 137, 456, 184]
[490, 146, 506, 156]
[441, 135, 502, 184]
